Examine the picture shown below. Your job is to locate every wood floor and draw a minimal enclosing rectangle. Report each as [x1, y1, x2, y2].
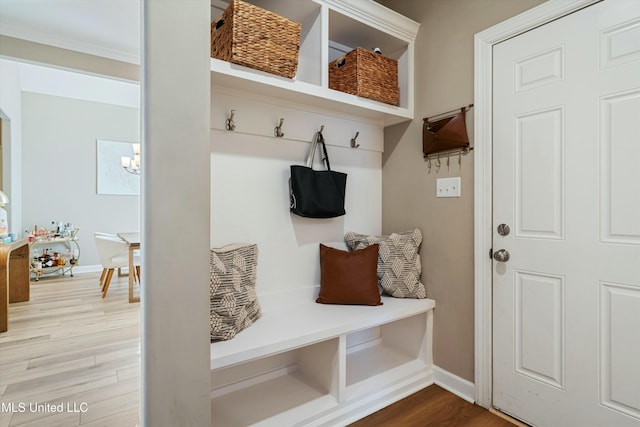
[0, 272, 140, 427]
[349, 385, 518, 427]
[1, 273, 517, 427]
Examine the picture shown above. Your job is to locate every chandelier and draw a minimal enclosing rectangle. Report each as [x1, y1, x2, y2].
[121, 143, 141, 175]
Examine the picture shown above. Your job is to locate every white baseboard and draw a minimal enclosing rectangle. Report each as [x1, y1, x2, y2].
[71, 264, 138, 276]
[433, 365, 475, 404]
[70, 264, 104, 274]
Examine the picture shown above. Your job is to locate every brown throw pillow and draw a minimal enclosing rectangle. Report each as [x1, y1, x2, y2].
[316, 243, 382, 306]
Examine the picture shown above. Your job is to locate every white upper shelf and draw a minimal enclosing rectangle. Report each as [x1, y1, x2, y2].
[210, 59, 412, 126]
[210, 0, 419, 127]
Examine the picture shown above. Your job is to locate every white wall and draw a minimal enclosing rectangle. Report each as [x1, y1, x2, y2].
[0, 59, 23, 235]
[210, 89, 383, 294]
[21, 92, 140, 266]
[0, 59, 141, 267]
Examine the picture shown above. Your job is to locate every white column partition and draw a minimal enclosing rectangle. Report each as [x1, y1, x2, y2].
[141, 1, 211, 425]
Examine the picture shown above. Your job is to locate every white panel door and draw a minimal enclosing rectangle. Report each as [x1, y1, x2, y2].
[492, 1, 640, 426]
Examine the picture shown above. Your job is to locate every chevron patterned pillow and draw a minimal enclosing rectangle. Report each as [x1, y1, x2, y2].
[344, 229, 427, 299]
[210, 243, 261, 341]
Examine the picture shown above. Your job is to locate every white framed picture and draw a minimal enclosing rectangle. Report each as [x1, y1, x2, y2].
[96, 139, 140, 195]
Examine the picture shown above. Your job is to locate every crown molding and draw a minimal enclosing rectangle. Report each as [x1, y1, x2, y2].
[318, 0, 419, 43]
[0, 22, 140, 64]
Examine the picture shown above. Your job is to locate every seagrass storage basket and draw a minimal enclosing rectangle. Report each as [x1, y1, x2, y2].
[211, 0, 301, 79]
[328, 48, 399, 106]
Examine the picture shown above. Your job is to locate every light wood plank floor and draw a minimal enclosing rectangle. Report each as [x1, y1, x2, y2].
[0, 272, 140, 427]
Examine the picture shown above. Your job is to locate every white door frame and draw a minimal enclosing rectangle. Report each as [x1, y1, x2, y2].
[472, 0, 600, 408]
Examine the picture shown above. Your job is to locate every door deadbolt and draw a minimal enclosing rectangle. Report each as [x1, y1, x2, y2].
[493, 249, 510, 262]
[497, 224, 510, 236]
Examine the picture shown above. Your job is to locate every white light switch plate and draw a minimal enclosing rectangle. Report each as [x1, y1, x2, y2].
[436, 177, 461, 197]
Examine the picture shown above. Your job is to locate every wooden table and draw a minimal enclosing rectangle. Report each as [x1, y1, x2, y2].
[1, 239, 30, 332]
[117, 232, 140, 303]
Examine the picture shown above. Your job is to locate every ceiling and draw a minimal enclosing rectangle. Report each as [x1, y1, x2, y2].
[0, 0, 235, 64]
[0, 0, 141, 63]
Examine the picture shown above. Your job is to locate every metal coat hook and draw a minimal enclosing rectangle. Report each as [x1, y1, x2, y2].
[424, 147, 473, 173]
[225, 109, 236, 131]
[350, 132, 360, 148]
[274, 118, 285, 137]
[320, 125, 325, 133]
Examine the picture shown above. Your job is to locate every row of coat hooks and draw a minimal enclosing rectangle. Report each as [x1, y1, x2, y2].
[426, 147, 473, 173]
[224, 109, 361, 148]
[423, 103, 474, 173]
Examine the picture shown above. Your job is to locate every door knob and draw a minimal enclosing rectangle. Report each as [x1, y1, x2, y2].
[493, 249, 510, 262]
[497, 223, 510, 236]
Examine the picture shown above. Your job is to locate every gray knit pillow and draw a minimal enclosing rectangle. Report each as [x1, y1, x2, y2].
[210, 243, 261, 341]
[344, 229, 426, 299]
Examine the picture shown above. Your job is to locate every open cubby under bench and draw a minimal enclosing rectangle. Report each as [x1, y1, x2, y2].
[210, 288, 436, 426]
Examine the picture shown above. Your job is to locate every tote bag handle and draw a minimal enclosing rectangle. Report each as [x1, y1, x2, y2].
[305, 131, 331, 170]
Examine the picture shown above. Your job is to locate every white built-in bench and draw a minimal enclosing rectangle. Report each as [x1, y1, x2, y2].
[210, 287, 435, 426]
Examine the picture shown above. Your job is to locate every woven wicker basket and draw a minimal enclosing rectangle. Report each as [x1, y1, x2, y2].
[211, 0, 301, 79]
[328, 48, 399, 106]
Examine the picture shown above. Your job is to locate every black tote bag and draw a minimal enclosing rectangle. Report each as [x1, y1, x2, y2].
[290, 131, 347, 218]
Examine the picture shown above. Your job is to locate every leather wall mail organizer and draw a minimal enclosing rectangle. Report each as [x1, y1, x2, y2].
[422, 108, 470, 157]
